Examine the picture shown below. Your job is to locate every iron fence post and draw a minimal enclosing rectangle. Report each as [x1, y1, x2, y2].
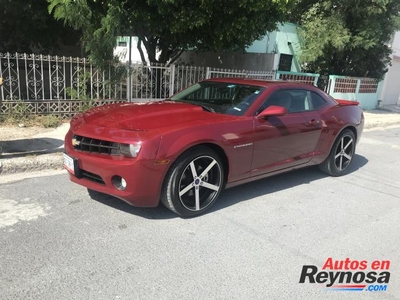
[206, 67, 211, 79]
[169, 64, 175, 97]
[313, 75, 319, 87]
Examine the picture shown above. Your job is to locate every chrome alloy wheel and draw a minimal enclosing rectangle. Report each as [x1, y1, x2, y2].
[178, 155, 222, 212]
[334, 134, 354, 171]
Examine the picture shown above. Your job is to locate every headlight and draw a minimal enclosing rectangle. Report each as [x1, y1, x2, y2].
[119, 143, 141, 158]
[110, 143, 141, 157]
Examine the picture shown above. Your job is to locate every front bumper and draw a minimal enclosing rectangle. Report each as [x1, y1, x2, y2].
[64, 129, 166, 207]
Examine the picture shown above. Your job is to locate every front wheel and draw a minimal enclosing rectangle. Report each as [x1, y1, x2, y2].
[319, 129, 356, 176]
[161, 146, 224, 217]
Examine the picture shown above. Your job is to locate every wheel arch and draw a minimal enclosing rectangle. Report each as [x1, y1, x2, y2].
[329, 125, 358, 154]
[160, 142, 229, 217]
[315, 124, 358, 165]
[343, 125, 357, 141]
[200, 143, 229, 184]
[163, 143, 230, 187]
[318, 125, 357, 176]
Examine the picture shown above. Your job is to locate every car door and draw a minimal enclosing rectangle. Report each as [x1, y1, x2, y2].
[250, 89, 322, 177]
[299, 89, 325, 149]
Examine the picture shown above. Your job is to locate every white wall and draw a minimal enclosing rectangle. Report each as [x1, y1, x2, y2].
[113, 36, 149, 64]
[379, 32, 400, 106]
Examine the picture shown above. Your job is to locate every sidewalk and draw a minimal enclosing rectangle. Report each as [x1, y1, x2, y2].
[1, 108, 400, 175]
[0, 123, 69, 175]
[363, 108, 400, 129]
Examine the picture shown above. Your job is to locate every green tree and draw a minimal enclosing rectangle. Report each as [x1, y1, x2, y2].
[0, 0, 79, 54]
[48, 0, 286, 66]
[291, 0, 400, 79]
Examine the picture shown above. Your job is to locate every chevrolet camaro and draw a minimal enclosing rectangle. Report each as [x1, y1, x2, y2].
[63, 78, 364, 217]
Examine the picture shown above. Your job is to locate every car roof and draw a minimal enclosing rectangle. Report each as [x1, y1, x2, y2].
[203, 77, 315, 89]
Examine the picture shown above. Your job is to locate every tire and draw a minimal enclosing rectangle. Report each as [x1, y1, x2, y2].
[319, 129, 356, 176]
[161, 146, 224, 217]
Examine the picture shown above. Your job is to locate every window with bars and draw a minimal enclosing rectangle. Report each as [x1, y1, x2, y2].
[278, 54, 293, 71]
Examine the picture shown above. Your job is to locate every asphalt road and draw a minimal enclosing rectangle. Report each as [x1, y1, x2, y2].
[1, 125, 400, 300]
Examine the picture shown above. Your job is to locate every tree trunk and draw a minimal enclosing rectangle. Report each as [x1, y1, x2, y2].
[137, 38, 147, 66]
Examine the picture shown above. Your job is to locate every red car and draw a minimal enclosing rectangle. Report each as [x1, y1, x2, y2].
[63, 78, 364, 217]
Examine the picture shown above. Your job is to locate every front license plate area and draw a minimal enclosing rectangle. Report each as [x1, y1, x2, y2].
[63, 153, 79, 176]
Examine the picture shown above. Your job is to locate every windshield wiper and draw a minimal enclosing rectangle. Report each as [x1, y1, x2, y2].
[173, 100, 215, 113]
[193, 102, 215, 113]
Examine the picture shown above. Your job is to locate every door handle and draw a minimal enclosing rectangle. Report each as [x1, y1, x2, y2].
[307, 119, 320, 126]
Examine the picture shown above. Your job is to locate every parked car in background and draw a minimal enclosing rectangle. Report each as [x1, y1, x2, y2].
[63, 78, 364, 217]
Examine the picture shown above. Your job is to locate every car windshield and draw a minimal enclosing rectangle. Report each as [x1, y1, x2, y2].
[170, 82, 265, 116]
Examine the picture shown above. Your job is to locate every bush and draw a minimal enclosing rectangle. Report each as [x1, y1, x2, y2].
[34, 115, 62, 128]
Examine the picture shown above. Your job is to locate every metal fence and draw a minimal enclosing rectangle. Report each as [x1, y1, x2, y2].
[325, 75, 381, 110]
[0, 52, 277, 102]
[0, 99, 127, 119]
[276, 71, 320, 86]
[0, 52, 127, 102]
[326, 76, 380, 94]
[1, 52, 323, 117]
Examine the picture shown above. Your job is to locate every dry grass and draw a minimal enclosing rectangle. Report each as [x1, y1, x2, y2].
[0, 114, 63, 128]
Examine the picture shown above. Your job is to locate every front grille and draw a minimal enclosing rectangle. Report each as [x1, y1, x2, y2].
[80, 170, 105, 185]
[73, 135, 119, 155]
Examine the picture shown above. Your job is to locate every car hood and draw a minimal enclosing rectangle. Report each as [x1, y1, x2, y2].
[80, 101, 221, 132]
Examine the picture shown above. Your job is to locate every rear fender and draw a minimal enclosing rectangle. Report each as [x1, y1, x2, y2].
[312, 105, 363, 163]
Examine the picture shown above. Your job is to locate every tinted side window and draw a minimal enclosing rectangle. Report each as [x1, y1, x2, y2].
[309, 92, 327, 110]
[257, 89, 328, 114]
[258, 89, 309, 114]
[289, 90, 309, 112]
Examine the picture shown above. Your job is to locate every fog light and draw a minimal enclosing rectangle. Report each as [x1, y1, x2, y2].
[112, 176, 127, 191]
[121, 178, 127, 188]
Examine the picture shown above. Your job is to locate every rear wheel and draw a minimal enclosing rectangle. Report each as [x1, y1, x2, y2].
[161, 146, 224, 217]
[319, 129, 356, 176]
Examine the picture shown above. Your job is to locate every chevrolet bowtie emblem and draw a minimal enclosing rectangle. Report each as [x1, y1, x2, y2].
[72, 138, 80, 146]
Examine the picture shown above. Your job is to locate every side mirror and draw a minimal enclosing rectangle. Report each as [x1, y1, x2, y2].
[257, 105, 288, 119]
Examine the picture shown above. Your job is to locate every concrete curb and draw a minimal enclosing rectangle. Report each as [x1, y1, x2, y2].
[0, 152, 63, 175]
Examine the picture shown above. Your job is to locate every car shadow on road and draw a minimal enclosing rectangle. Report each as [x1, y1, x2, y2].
[87, 189, 176, 220]
[211, 154, 369, 214]
[0, 138, 64, 158]
[88, 154, 369, 220]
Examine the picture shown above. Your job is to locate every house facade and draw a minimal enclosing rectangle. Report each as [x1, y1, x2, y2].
[246, 22, 301, 73]
[114, 23, 302, 73]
